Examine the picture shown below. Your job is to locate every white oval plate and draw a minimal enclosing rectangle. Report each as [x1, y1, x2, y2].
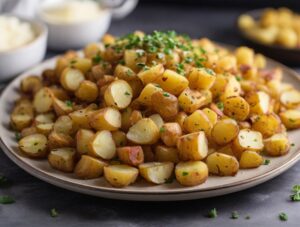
[0, 53, 300, 201]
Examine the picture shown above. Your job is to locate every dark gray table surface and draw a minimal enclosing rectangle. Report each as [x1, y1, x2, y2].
[1, 3, 300, 227]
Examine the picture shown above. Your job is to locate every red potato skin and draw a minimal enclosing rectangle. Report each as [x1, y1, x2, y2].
[117, 146, 144, 166]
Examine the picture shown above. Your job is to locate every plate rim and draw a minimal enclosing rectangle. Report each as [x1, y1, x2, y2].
[1, 46, 300, 197]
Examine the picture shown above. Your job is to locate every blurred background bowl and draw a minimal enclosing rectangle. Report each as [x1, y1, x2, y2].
[237, 9, 300, 66]
[0, 14, 47, 81]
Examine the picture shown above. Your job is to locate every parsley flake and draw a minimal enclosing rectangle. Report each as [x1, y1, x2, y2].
[207, 208, 217, 218]
[216, 102, 224, 111]
[92, 54, 102, 64]
[290, 185, 300, 201]
[159, 127, 165, 133]
[163, 92, 170, 97]
[182, 171, 188, 176]
[65, 100, 73, 107]
[15, 132, 21, 141]
[50, 208, 58, 217]
[263, 159, 270, 165]
[0, 195, 15, 204]
[231, 211, 239, 219]
[124, 91, 131, 96]
[279, 212, 288, 221]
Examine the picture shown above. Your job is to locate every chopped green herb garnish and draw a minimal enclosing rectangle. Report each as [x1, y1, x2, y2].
[279, 212, 288, 221]
[204, 68, 215, 76]
[65, 100, 72, 107]
[15, 132, 21, 141]
[50, 208, 58, 218]
[159, 127, 165, 133]
[124, 91, 131, 96]
[290, 185, 300, 201]
[235, 76, 242, 81]
[200, 47, 207, 54]
[184, 57, 193, 63]
[70, 60, 77, 64]
[126, 70, 133, 76]
[182, 171, 188, 176]
[216, 102, 224, 111]
[263, 159, 270, 165]
[92, 54, 102, 64]
[163, 92, 170, 97]
[119, 59, 125, 65]
[207, 208, 217, 218]
[245, 215, 251, 220]
[291, 143, 295, 147]
[176, 63, 185, 76]
[156, 53, 164, 59]
[231, 211, 239, 219]
[136, 49, 145, 57]
[0, 195, 15, 204]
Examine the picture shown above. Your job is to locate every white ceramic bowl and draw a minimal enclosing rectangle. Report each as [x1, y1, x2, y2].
[38, 0, 137, 51]
[0, 15, 48, 81]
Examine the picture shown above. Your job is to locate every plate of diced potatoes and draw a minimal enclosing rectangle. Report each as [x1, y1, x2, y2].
[1, 31, 300, 201]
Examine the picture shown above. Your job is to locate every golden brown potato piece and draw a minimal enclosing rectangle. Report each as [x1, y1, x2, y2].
[53, 115, 73, 135]
[117, 146, 144, 166]
[280, 90, 300, 108]
[89, 107, 121, 131]
[60, 67, 85, 91]
[177, 131, 208, 161]
[104, 164, 139, 187]
[279, 110, 300, 129]
[264, 133, 290, 156]
[74, 155, 108, 179]
[154, 69, 189, 95]
[178, 88, 209, 113]
[223, 96, 250, 121]
[69, 104, 97, 130]
[48, 131, 74, 150]
[151, 91, 178, 120]
[19, 134, 48, 158]
[187, 67, 216, 90]
[137, 64, 164, 84]
[160, 122, 182, 147]
[246, 91, 270, 115]
[129, 110, 143, 126]
[127, 79, 144, 99]
[174, 112, 187, 129]
[48, 148, 76, 172]
[88, 130, 116, 160]
[211, 118, 239, 145]
[36, 123, 54, 135]
[183, 110, 212, 136]
[239, 150, 263, 169]
[206, 152, 239, 176]
[202, 108, 218, 126]
[137, 83, 162, 106]
[11, 99, 34, 130]
[83, 43, 101, 58]
[75, 80, 98, 102]
[52, 97, 73, 116]
[76, 129, 95, 155]
[114, 64, 137, 81]
[21, 76, 42, 94]
[111, 130, 127, 147]
[124, 49, 147, 72]
[251, 113, 281, 138]
[149, 114, 164, 129]
[232, 129, 264, 159]
[154, 145, 179, 163]
[139, 162, 174, 184]
[34, 113, 55, 125]
[175, 161, 208, 186]
[33, 87, 53, 113]
[126, 118, 159, 145]
[69, 58, 92, 74]
[21, 126, 38, 138]
[104, 80, 133, 109]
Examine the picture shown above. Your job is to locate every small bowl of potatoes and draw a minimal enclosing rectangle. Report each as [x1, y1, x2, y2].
[6, 31, 300, 191]
[237, 7, 300, 65]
